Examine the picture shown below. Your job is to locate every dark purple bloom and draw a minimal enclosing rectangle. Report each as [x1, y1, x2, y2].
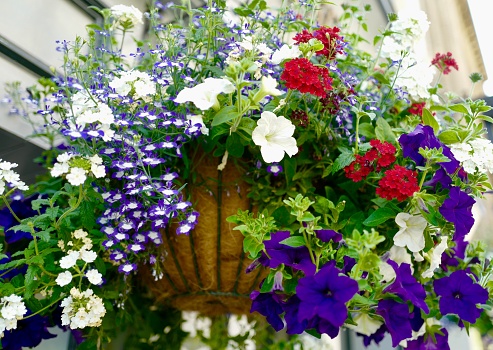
[250, 291, 284, 331]
[383, 260, 429, 313]
[433, 270, 488, 323]
[315, 229, 342, 243]
[439, 187, 475, 240]
[342, 256, 356, 275]
[296, 261, 358, 329]
[407, 329, 450, 350]
[357, 324, 387, 347]
[283, 295, 308, 334]
[307, 316, 340, 338]
[1, 312, 56, 350]
[376, 299, 412, 347]
[399, 124, 459, 174]
[263, 231, 316, 276]
[423, 168, 452, 190]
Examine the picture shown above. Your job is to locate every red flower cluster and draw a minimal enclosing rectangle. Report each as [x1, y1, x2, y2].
[293, 26, 345, 59]
[344, 140, 396, 182]
[281, 58, 332, 97]
[376, 165, 419, 201]
[431, 52, 459, 75]
[409, 102, 426, 116]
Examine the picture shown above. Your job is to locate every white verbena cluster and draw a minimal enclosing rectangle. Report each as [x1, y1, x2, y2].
[60, 287, 106, 329]
[69, 91, 115, 141]
[50, 152, 106, 186]
[109, 70, 156, 99]
[0, 159, 29, 195]
[58, 229, 100, 278]
[0, 295, 27, 338]
[110, 4, 143, 28]
[450, 138, 493, 174]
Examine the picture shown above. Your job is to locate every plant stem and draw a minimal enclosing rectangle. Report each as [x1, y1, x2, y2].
[55, 185, 84, 229]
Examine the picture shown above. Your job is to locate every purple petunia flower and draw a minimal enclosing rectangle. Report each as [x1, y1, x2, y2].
[282, 295, 308, 334]
[407, 328, 450, 350]
[376, 299, 412, 347]
[250, 291, 284, 331]
[1, 311, 56, 349]
[356, 324, 387, 347]
[315, 229, 342, 243]
[399, 124, 459, 174]
[296, 261, 358, 330]
[433, 270, 488, 323]
[383, 260, 429, 313]
[423, 168, 452, 190]
[263, 231, 316, 276]
[439, 187, 476, 240]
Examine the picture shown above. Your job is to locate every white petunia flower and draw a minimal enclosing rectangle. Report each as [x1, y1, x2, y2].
[252, 75, 284, 103]
[56, 271, 73, 287]
[186, 114, 209, 136]
[393, 213, 427, 252]
[270, 44, 302, 65]
[174, 78, 235, 111]
[66, 167, 87, 186]
[252, 111, 298, 163]
[86, 270, 103, 285]
[346, 312, 383, 336]
[111, 4, 143, 27]
[422, 236, 448, 278]
[379, 245, 412, 282]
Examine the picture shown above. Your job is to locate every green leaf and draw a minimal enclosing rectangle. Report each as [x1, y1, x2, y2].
[332, 148, 355, 174]
[9, 224, 32, 233]
[358, 122, 375, 138]
[449, 104, 470, 115]
[476, 115, 493, 124]
[375, 117, 395, 143]
[211, 106, 238, 126]
[422, 108, 439, 133]
[226, 133, 245, 158]
[272, 206, 291, 226]
[34, 230, 51, 242]
[80, 201, 96, 230]
[280, 236, 306, 248]
[260, 272, 275, 293]
[363, 207, 396, 226]
[283, 156, 297, 184]
[45, 206, 59, 220]
[438, 130, 460, 144]
[373, 35, 382, 46]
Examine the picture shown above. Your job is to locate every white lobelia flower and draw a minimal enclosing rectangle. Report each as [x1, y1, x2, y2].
[85, 269, 103, 285]
[270, 44, 302, 65]
[346, 312, 383, 336]
[252, 75, 284, 103]
[422, 236, 448, 278]
[393, 213, 427, 252]
[174, 78, 235, 111]
[66, 167, 87, 186]
[252, 111, 298, 163]
[56, 271, 73, 287]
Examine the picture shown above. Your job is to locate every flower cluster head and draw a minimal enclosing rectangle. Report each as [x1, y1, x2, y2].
[109, 70, 156, 99]
[0, 295, 27, 338]
[50, 152, 106, 185]
[449, 137, 493, 174]
[376, 165, 419, 201]
[58, 229, 98, 271]
[110, 4, 143, 29]
[281, 58, 332, 97]
[293, 26, 345, 59]
[344, 139, 396, 182]
[0, 160, 28, 195]
[60, 288, 106, 329]
[431, 52, 459, 75]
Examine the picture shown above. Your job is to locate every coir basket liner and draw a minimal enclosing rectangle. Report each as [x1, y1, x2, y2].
[147, 153, 265, 316]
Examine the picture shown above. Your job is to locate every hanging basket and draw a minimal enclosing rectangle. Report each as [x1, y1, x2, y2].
[147, 154, 265, 316]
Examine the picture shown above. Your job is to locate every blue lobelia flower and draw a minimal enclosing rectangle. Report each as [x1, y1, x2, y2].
[407, 328, 450, 350]
[250, 290, 284, 331]
[376, 299, 413, 347]
[383, 260, 429, 313]
[398, 124, 459, 174]
[433, 270, 488, 323]
[296, 261, 358, 332]
[439, 187, 476, 241]
[263, 230, 316, 276]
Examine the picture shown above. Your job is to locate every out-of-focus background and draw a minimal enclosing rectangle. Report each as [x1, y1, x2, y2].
[1, 0, 492, 349]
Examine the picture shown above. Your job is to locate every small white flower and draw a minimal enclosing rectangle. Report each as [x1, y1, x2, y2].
[111, 4, 143, 27]
[80, 250, 97, 263]
[91, 164, 106, 178]
[60, 251, 80, 269]
[56, 271, 73, 287]
[66, 167, 87, 186]
[57, 153, 72, 163]
[422, 236, 448, 278]
[270, 44, 302, 65]
[174, 78, 235, 111]
[252, 111, 298, 163]
[186, 114, 209, 136]
[86, 270, 103, 285]
[51, 162, 70, 177]
[393, 213, 427, 252]
[72, 229, 88, 239]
